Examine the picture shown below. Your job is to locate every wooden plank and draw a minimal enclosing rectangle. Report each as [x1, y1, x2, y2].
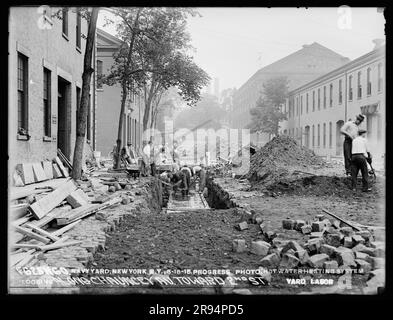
[322, 208, 362, 231]
[57, 148, 73, 171]
[57, 197, 122, 225]
[10, 203, 29, 220]
[32, 162, 48, 182]
[55, 157, 69, 177]
[52, 163, 63, 178]
[42, 161, 54, 179]
[24, 224, 60, 242]
[56, 204, 100, 225]
[52, 220, 81, 236]
[29, 180, 77, 219]
[40, 240, 82, 252]
[14, 225, 51, 244]
[11, 243, 41, 250]
[16, 163, 35, 185]
[9, 178, 69, 200]
[28, 205, 72, 228]
[11, 215, 32, 227]
[10, 249, 35, 267]
[66, 189, 90, 208]
[15, 252, 36, 268]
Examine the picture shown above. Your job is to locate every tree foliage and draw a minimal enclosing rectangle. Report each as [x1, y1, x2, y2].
[248, 77, 289, 136]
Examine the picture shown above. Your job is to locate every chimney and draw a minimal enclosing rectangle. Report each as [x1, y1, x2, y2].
[372, 39, 385, 50]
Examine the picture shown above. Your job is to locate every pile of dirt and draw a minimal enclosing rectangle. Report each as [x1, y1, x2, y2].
[247, 136, 327, 188]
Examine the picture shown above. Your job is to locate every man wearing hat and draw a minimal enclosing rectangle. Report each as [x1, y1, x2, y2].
[350, 129, 372, 192]
[340, 114, 365, 175]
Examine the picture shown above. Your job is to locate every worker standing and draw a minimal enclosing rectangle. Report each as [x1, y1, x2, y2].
[340, 114, 365, 175]
[351, 129, 372, 192]
[180, 165, 192, 196]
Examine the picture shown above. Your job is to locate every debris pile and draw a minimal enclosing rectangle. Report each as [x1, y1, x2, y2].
[248, 136, 325, 182]
[9, 156, 141, 270]
[232, 208, 385, 293]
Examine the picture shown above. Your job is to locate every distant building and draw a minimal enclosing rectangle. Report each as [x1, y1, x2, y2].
[8, 7, 93, 172]
[96, 28, 144, 157]
[230, 42, 350, 146]
[280, 42, 385, 166]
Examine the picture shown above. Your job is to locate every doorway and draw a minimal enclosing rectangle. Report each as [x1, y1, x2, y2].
[336, 120, 344, 156]
[57, 77, 71, 159]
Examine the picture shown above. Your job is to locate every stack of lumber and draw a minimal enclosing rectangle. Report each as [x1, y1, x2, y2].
[9, 173, 122, 267]
[13, 156, 71, 187]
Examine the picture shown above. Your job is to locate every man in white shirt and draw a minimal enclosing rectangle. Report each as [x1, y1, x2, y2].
[341, 114, 365, 175]
[351, 129, 372, 192]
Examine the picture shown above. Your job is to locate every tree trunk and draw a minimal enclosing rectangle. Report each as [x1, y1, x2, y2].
[114, 8, 142, 169]
[71, 8, 99, 180]
[114, 83, 128, 169]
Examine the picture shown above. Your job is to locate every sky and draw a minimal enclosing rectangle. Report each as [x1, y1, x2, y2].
[97, 7, 385, 92]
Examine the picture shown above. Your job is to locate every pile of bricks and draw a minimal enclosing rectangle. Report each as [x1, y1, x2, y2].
[232, 212, 385, 291]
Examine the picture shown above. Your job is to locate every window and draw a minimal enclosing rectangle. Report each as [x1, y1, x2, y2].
[312, 91, 315, 111]
[367, 67, 371, 95]
[317, 88, 320, 110]
[62, 8, 68, 37]
[76, 86, 81, 124]
[349, 75, 353, 100]
[317, 124, 320, 147]
[76, 9, 81, 50]
[339, 79, 343, 104]
[329, 84, 333, 107]
[97, 60, 103, 89]
[323, 123, 326, 148]
[378, 63, 383, 92]
[296, 97, 298, 116]
[87, 94, 91, 141]
[329, 122, 332, 148]
[357, 71, 362, 99]
[288, 100, 291, 118]
[17, 53, 28, 134]
[300, 95, 303, 115]
[323, 86, 326, 108]
[43, 68, 51, 137]
[306, 93, 309, 113]
[312, 125, 315, 148]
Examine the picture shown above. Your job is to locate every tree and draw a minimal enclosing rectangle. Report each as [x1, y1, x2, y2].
[52, 7, 99, 179]
[103, 8, 208, 168]
[102, 7, 145, 168]
[248, 77, 289, 137]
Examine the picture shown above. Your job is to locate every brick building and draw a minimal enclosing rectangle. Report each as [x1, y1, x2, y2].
[8, 7, 95, 172]
[96, 28, 144, 157]
[280, 41, 385, 167]
[230, 42, 350, 146]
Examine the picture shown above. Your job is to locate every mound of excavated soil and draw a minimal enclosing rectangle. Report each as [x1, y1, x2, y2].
[247, 136, 328, 188]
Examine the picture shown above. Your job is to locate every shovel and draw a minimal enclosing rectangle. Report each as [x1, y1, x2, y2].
[368, 162, 377, 180]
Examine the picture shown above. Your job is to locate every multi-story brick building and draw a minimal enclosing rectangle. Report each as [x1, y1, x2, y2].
[280, 40, 385, 166]
[230, 42, 350, 146]
[8, 6, 95, 172]
[96, 28, 144, 157]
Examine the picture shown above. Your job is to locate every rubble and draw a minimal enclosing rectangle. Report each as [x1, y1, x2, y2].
[250, 240, 271, 256]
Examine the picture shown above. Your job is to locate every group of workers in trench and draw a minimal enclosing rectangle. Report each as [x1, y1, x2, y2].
[116, 140, 207, 198]
[340, 114, 374, 192]
[115, 113, 374, 195]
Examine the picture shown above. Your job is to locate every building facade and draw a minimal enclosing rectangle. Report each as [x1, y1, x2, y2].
[280, 42, 385, 165]
[96, 28, 144, 157]
[230, 42, 350, 146]
[8, 7, 94, 172]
